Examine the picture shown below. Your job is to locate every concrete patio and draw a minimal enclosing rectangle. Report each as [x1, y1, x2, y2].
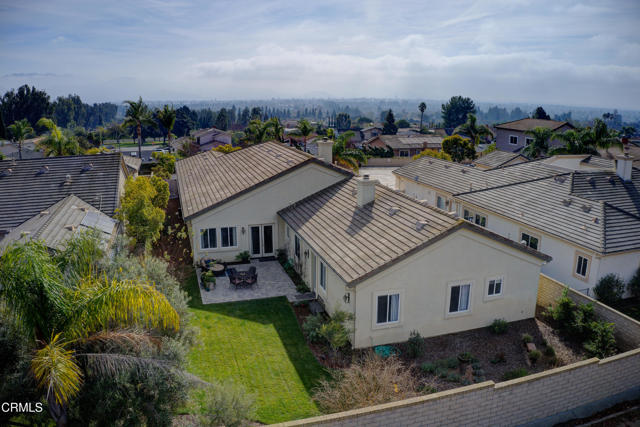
[197, 259, 312, 304]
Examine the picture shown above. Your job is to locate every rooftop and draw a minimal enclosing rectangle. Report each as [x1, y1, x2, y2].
[494, 118, 573, 132]
[474, 150, 529, 169]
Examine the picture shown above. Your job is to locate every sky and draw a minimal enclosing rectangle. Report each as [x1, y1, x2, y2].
[0, 0, 639, 109]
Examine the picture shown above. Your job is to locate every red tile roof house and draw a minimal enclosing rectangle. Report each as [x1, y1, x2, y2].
[364, 135, 444, 158]
[494, 118, 574, 153]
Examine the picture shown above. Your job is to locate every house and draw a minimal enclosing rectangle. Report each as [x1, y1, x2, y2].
[360, 126, 382, 140]
[474, 150, 529, 170]
[364, 135, 443, 158]
[393, 154, 640, 294]
[175, 141, 350, 264]
[170, 127, 232, 153]
[0, 153, 128, 245]
[494, 118, 574, 152]
[0, 137, 45, 160]
[279, 175, 550, 348]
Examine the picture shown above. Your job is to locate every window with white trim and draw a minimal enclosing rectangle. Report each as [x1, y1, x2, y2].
[286, 226, 290, 238]
[463, 208, 487, 227]
[509, 135, 518, 145]
[487, 276, 503, 297]
[449, 283, 471, 314]
[399, 149, 409, 157]
[319, 262, 327, 290]
[220, 227, 237, 247]
[437, 195, 446, 209]
[520, 231, 540, 250]
[200, 228, 217, 249]
[574, 253, 591, 279]
[294, 235, 300, 259]
[376, 292, 400, 325]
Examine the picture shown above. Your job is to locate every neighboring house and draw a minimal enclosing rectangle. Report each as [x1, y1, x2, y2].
[0, 153, 128, 244]
[494, 118, 574, 152]
[122, 154, 142, 175]
[175, 141, 350, 264]
[170, 128, 232, 153]
[279, 176, 550, 348]
[394, 154, 640, 294]
[0, 138, 45, 160]
[474, 150, 529, 170]
[360, 126, 382, 140]
[364, 135, 443, 158]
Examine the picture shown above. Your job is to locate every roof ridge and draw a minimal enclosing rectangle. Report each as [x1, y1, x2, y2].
[603, 200, 640, 221]
[455, 173, 571, 196]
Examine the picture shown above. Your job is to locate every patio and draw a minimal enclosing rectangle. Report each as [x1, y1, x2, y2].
[197, 259, 310, 304]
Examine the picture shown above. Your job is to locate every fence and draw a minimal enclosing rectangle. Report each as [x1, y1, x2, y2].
[275, 274, 640, 426]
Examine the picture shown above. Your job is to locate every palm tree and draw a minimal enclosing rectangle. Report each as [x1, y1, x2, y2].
[548, 129, 598, 155]
[585, 119, 622, 156]
[295, 118, 313, 151]
[266, 117, 285, 142]
[37, 118, 80, 156]
[0, 240, 180, 426]
[453, 113, 492, 145]
[122, 97, 155, 159]
[7, 118, 33, 160]
[332, 131, 367, 173]
[522, 127, 554, 158]
[418, 102, 427, 130]
[244, 119, 272, 145]
[157, 104, 176, 146]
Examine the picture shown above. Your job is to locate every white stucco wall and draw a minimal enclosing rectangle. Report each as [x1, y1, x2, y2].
[188, 163, 346, 263]
[351, 228, 545, 348]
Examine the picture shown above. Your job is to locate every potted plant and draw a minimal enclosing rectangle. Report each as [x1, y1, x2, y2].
[202, 270, 216, 291]
[236, 251, 250, 264]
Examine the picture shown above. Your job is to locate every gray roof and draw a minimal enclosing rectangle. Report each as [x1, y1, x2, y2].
[279, 178, 550, 285]
[378, 135, 442, 149]
[0, 153, 126, 233]
[494, 118, 573, 132]
[175, 141, 351, 220]
[0, 195, 117, 251]
[474, 151, 529, 169]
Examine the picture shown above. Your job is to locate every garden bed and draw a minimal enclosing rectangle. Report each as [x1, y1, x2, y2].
[152, 198, 193, 282]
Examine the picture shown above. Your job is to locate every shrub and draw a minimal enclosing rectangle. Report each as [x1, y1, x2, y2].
[594, 273, 625, 305]
[583, 321, 617, 358]
[199, 381, 256, 427]
[319, 310, 354, 355]
[502, 368, 529, 381]
[235, 251, 250, 263]
[420, 362, 436, 374]
[302, 314, 325, 343]
[490, 352, 506, 364]
[446, 373, 460, 383]
[629, 266, 640, 299]
[276, 248, 288, 265]
[420, 384, 437, 394]
[545, 289, 577, 332]
[489, 318, 509, 335]
[313, 354, 418, 412]
[406, 331, 425, 359]
[544, 345, 556, 357]
[521, 334, 533, 344]
[436, 367, 448, 378]
[528, 350, 541, 363]
[445, 357, 459, 369]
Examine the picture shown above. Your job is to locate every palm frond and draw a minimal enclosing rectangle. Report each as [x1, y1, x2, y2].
[82, 330, 162, 353]
[32, 333, 82, 406]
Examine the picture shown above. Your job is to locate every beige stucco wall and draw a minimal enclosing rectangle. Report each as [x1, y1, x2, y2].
[351, 228, 544, 348]
[188, 163, 346, 263]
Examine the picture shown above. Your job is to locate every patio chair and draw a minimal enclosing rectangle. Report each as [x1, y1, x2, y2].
[228, 268, 244, 287]
[244, 266, 257, 286]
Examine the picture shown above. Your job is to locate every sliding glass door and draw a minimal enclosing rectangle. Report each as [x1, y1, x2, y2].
[249, 224, 274, 257]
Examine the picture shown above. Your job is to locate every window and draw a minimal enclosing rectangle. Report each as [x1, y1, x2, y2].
[449, 283, 471, 314]
[574, 252, 591, 280]
[220, 227, 237, 248]
[286, 226, 290, 238]
[474, 213, 487, 227]
[463, 208, 487, 227]
[520, 231, 540, 250]
[437, 196, 446, 209]
[200, 228, 217, 249]
[294, 235, 300, 259]
[376, 292, 400, 325]
[525, 137, 534, 146]
[399, 149, 409, 157]
[509, 135, 518, 145]
[319, 262, 327, 290]
[487, 276, 503, 297]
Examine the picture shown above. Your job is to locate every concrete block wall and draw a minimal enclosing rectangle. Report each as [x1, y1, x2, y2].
[274, 274, 640, 427]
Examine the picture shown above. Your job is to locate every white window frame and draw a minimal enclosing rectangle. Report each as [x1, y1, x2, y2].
[373, 290, 402, 328]
[398, 149, 410, 157]
[520, 229, 541, 251]
[286, 225, 290, 238]
[436, 195, 447, 210]
[199, 228, 217, 250]
[484, 275, 504, 301]
[462, 207, 487, 227]
[509, 135, 519, 145]
[525, 137, 534, 146]
[220, 226, 238, 248]
[294, 235, 301, 259]
[319, 261, 327, 292]
[573, 252, 592, 281]
[446, 281, 473, 318]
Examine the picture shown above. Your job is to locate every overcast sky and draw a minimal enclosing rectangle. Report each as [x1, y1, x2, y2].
[1, 0, 639, 109]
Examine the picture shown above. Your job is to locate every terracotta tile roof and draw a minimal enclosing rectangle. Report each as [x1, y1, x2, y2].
[494, 118, 573, 132]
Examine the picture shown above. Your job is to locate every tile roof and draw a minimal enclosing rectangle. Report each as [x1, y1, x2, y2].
[279, 178, 550, 285]
[0, 153, 126, 233]
[494, 118, 573, 132]
[175, 141, 351, 220]
[377, 135, 443, 149]
[0, 195, 117, 251]
[474, 151, 529, 169]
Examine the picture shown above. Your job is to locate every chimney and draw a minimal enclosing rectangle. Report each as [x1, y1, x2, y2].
[316, 137, 333, 163]
[615, 154, 634, 182]
[356, 174, 378, 207]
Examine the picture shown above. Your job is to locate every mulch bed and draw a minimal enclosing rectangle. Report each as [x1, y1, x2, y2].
[152, 198, 193, 282]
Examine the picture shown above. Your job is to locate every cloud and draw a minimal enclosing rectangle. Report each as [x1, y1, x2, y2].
[2, 72, 67, 78]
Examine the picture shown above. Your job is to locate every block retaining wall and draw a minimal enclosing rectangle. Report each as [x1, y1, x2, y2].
[275, 274, 640, 426]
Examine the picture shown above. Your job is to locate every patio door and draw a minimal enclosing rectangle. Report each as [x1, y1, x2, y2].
[249, 224, 274, 258]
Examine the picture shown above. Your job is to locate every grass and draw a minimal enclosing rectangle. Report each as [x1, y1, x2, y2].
[184, 273, 327, 424]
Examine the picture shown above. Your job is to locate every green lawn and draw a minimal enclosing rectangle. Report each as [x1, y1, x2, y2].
[185, 274, 326, 424]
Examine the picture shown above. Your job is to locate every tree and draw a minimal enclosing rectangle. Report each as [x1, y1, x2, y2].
[585, 119, 622, 155]
[294, 118, 313, 151]
[0, 85, 53, 129]
[36, 118, 80, 156]
[335, 113, 351, 131]
[522, 127, 553, 158]
[151, 152, 177, 179]
[396, 119, 411, 128]
[418, 102, 427, 130]
[357, 116, 373, 126]
[215, 108, 229, 131]
[453, 113, 492, 145]
[441, 96, 476, 129]
[382, 109, 398, 135]
[212, 144, 241, 154]
[117, 175, 169, 250]
[266, 117, 284, 142]
[441, 134, 476, 163]
[122, 97, 155, 159]
[156, 104, 176, 145]
[412, 149, 452, 161]
[548, 129, 598, 155]
[531, 106, 551, 120]
[7, 118, 33, 160]
[332, 131, 367, 172]
[173, 105, 197, 137]
[244, 119, 272, 145]
[0, 240, 180, 426]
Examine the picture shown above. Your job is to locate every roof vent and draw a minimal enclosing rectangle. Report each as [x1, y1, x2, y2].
[461, 169, 467, 174]
[415, 220, 429, 231]
[562, 199, 572, 207]
[428, 160, 433, 164]
[0, 168, 12, 177]
[592, 217, 599, 223]
[587, 177, 595, 185]
[40, 210, 49, 215]
[64, 174, 72, 185]
[414, 175, 419, 182]
[553, 175, 566, 184]
[581, 205, 592, 213]
[20, 231, 30, 238]
[65, 224, 76, 231]
[581, 225, 587, 231]
[469, 182, 473, 191]
[444, 165, 450, 169]
[388, 207, 400, 216]
[81, 163, 94, 172]
[37, 165, 49, 175]
[607, 176, 615, 184]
